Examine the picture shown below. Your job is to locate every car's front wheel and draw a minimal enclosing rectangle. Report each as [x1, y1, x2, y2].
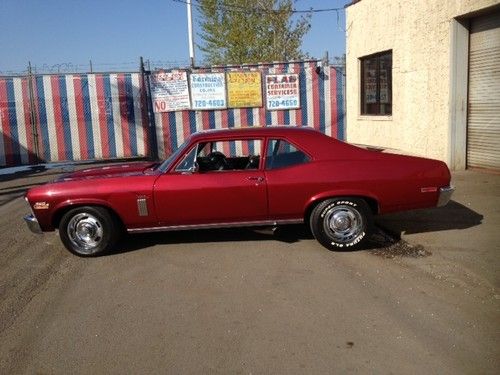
[59, 206, 120, 257]
[310, 198, 373, 250]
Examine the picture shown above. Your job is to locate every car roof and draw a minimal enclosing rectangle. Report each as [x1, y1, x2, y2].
[189, 125, 353, 159]
[190, 125, 319, 139]
[179, 125, 380, 161]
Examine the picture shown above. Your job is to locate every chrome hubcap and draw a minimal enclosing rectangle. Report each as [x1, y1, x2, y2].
[323, 205, 363, 244]
[67, 213, 103, 254]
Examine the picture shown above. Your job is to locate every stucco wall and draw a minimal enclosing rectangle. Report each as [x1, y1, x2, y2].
[346, 0, 498, 165]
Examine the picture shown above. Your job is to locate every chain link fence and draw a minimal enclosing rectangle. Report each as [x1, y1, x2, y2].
[0, 59, 345, 167]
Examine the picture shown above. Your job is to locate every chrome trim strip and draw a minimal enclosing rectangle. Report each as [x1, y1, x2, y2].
[437, 186, 455, 207]
[127, 218, 303, 233]
[137, 197, 148, 216]
[24, 214, 43, 234]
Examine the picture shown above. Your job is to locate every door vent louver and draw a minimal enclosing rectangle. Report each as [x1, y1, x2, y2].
[137, 197, 148, 216]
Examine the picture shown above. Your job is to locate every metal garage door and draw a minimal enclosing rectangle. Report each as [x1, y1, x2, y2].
[467, 11, 500, 170]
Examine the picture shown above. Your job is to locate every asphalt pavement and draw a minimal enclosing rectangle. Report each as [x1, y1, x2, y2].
[0, 166, 498, 374]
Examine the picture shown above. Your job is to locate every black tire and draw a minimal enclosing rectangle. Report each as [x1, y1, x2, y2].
[309, 197, 373, 251]
[59, 206, 120, 257]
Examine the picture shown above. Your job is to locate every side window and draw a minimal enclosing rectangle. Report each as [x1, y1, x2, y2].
[175, 145, 198, 172]
[177, 139, 262, 172]
[266, 139, 310, 170]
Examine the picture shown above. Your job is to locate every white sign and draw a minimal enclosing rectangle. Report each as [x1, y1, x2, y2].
[190, 73, 226, 110]
[151, 71, 191, 112]
[265, 74, 300, 110]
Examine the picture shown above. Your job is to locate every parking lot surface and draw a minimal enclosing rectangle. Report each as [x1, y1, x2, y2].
[0, 166, 498, 374]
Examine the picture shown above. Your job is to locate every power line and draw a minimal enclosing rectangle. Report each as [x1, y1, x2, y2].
[174, 0, 347, 36]
[172, 0, 344, 14]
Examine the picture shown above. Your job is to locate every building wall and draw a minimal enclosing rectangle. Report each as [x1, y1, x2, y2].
[346, 0, 498, 165]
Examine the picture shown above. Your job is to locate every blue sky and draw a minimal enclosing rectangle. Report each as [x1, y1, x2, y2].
[0, 0, 349, 74]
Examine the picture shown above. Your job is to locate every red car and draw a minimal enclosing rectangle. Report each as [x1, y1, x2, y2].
[24, 127, 454, 256]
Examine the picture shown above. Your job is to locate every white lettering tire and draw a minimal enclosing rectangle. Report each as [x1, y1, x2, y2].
[310, 198, 373, 251]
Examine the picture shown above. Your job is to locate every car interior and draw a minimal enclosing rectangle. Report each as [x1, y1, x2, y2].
[176, 138, 309, 173]
[187, 140, 261, 172]
[196, 152, 260, 171]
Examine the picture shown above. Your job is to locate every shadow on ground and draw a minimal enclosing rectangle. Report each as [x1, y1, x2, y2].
[375, 200, 483, 235]
[370, 200, 483, 258]
[109, 201, 483, 258]
[0, 165, 53, 182]
[108, 224, 401, 257]
[109, 225, 315, 256]
[0, 158, 150, 182]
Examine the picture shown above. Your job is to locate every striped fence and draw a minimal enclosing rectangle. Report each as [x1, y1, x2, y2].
[0, 61, 344, 167]
[0, 73, 151, 167]
[153, 61, 345, 159]
[33, 73, 150, 163]
[0, 76, 36, 166]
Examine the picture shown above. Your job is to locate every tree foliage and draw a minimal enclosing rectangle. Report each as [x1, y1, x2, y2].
[198, 0, 311, 65]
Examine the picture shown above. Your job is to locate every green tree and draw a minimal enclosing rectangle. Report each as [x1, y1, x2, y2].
[198, 0, 311, 65]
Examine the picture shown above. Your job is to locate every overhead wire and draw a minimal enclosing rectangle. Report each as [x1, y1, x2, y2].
[172, 0, 344, 14]
[172, 0, 346, 33]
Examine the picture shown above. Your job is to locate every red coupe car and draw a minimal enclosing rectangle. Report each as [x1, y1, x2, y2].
[24, 127, 454, 256]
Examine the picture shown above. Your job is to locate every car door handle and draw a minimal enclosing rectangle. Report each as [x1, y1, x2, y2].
[247, 176, 265, 182]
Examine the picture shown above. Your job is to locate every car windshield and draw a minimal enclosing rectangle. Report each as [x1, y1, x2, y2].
[156, 137, 192, 172]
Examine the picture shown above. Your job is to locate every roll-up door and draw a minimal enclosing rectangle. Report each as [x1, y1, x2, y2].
[467, 11, 500, 170]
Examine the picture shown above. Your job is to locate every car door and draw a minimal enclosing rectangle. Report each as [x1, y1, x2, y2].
[264, 138, 314, 220]
[153, 138, 268, 226]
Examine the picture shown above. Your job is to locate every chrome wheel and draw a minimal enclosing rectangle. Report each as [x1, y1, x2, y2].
[322, 204, 364, 244]
[67, 213, 104, 254]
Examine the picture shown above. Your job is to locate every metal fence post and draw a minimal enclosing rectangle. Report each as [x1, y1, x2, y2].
[27, 61, 40, 164]
[140, 57, 158, 160]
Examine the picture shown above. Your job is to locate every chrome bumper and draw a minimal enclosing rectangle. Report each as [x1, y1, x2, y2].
[24, 214, 43, 234]
[437, 186, 455, 207]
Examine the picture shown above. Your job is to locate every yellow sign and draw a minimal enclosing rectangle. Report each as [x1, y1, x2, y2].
[226, 72, 263, 108]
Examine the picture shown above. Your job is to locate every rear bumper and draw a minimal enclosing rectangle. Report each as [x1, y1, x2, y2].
[24, 214, 43, 234]
[437, 186, 455, 207]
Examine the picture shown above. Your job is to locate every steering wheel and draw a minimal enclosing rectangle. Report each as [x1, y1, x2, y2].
[245, 155, 259, 169]
[207, 151, 228, 170]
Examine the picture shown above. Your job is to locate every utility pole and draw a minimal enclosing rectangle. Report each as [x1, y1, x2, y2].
[186, 0, 195, 67]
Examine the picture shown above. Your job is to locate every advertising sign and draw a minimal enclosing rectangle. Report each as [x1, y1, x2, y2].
[265, 74, 300, 110]
[379, 69, 389, 103]
[151, 71, 191, 112]
[226, 71, 262, 108]
[364, 68, 377, 104]
[190, 73, 226, 110]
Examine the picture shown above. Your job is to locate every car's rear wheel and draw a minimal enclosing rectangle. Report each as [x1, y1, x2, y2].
[310, 198, 373, 250]
[59, 206, 120, 257]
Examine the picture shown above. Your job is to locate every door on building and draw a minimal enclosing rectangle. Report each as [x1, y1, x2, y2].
[467, 11, 500, 171]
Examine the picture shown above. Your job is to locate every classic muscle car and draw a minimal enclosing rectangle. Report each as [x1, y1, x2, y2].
[24, 126, 454, 256]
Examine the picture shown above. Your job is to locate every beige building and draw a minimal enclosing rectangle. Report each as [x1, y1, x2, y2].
[346, 0, 500, 170]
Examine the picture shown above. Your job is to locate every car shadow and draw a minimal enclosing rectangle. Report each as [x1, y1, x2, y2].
[375, 200, 483, 237]
[107, 200, 483, 257]
[107, 223, 397, 256]
[108, 225, 315, 255]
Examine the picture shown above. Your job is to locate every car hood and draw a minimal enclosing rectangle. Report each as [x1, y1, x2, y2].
[55, 162, 159, 182]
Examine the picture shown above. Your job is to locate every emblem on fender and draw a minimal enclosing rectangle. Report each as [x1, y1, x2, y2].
[33, 202, 50, 210]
